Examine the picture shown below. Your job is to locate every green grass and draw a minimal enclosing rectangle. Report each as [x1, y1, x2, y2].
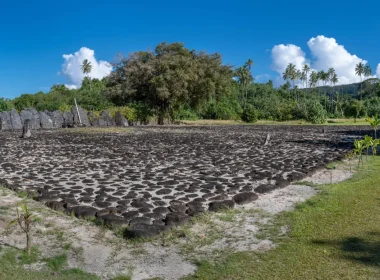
[181, 118, 370, 126]
[43, 254, 68, 271]
[184, 157, 380, 280]
[0, 248, 99, 280]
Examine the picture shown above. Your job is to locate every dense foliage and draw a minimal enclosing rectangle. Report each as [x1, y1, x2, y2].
[2, 42, 380, 124]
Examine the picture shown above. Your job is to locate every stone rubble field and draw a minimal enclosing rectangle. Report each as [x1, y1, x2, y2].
[0, 125, 369, 238]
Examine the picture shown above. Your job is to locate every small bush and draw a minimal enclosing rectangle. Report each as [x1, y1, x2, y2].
[241, 106, 259, 123]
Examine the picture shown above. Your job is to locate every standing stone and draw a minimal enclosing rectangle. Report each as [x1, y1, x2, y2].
[71, 106, 90, 127]
[0, 111, 11, 130]
[88, 112, 99, 126]
[99, 110, 115, 126]
[20, 108, 40, 129]
[62, 112, 74, 128]
[39, 112, 54, 129]
[21, 119, 32, 138]
[0, 115, 3, 131]
[47, 111, 64, 128]
[9, 109, 22, 129]
[115, 111, 129, 127]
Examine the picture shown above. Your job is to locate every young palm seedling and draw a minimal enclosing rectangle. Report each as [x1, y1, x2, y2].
[371, 138, 380, 156]
[366, 115, 380, 138]
[7, 203, 36, 255]
[363, 135, 373, 160]
[353, 139, 365, 168]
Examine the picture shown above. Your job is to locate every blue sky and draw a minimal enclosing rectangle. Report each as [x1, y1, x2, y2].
[1, 0, 380, 98]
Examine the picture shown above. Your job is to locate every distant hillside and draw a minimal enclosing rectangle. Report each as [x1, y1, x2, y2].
[307, 78, 379, 96]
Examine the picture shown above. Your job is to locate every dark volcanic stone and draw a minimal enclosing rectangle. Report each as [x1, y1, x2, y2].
[122, 211, 140, 220]
[186, 201, 205, 216]
[168, 200, 187, 213]
[255, 184, 277, 194]
[69, 206, 98, 218]
[164, 212, 190, 227]
[125, 223, 165, 238]
[208, 200, 235, 212]
[45, 201, 65, 211]
[129, 217, 151, 225]
[233, 192, 258, 205]
[98, 214, 129, 226]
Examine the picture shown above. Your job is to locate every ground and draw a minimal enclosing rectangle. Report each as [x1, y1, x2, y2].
[0, 125, 374, 279]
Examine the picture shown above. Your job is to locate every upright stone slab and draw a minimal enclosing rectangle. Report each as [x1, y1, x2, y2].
[20, 108, 40, 129]
[71, 106, 90, 127]
[62, 112, 74, 128]
[0, 111, 11, 130]
[115, 111, 129, 127]
[21, 119, 32, 138]
[47, 111, 64, 128]
[39, 112, 54, 129]
[0, 115, 3, 131]
[99, 110, 115, 127]
[88, 112, 99, 126]
[9, 109, 22, 129]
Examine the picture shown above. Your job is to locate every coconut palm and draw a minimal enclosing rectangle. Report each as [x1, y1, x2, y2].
[302, 64, 310, 93]
[355, 62, 364, 99]
[331, 73, 339, 114]
[309, 71, 318, 89]
[364, 65, 372, 80]
[81, 59, 92, 76]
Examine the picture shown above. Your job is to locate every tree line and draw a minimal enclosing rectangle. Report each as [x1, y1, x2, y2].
[1, 42, 380, 124]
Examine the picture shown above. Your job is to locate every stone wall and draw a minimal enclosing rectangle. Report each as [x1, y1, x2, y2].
[0, 106, 139, 130]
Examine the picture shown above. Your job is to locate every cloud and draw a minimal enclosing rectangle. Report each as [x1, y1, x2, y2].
[271, 35, 375, 86]
[376, 64, 380, 78]
[271, 44, 307, 75]
[61, 47, 112, 88]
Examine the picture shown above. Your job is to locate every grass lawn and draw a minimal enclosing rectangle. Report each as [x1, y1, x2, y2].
[181, 118, 368, 126]
[185, 157, 380, 280]
[0, 248, 99, 280]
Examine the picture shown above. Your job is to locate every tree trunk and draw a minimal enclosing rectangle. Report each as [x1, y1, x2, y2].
[26, 232, 31, 255]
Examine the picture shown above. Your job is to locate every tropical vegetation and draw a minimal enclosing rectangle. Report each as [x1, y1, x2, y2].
[1, 42, 380, 124]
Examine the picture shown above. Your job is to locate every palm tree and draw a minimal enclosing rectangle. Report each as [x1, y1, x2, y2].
[283, 63, 298, 100]
[355, 62, 364, 100]
[302, 64, 310, 93]
[245, 59, 254, 71]
[319, 70, 329, 110]
[331, 73, 339, 114]
[309, 71, 318, 89]
[81, 59, 92, 76]
[235, 64, 252, 108]
[327, 68, 336, 86]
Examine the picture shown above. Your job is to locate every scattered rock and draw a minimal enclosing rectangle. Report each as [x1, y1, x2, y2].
[164, 212, 190, 227]
[233, 192, 258, 205]
[208, 200, 235, 212]
[124, 223, 166, 238]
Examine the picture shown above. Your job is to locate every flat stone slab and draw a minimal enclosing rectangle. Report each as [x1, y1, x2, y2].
[0, 125, 369, 237]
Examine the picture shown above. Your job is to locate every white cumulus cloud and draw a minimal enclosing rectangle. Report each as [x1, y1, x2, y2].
[61, 47, 112, 89]
[271, 35, 376, 86]
[271, 44, 308, 75]
[376, 64, 380, 78]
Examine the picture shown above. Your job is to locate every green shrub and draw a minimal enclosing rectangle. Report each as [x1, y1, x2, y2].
[241, 106, 258, 123]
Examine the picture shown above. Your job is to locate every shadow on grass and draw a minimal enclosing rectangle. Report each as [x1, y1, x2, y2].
[313, 233, 380, 267]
